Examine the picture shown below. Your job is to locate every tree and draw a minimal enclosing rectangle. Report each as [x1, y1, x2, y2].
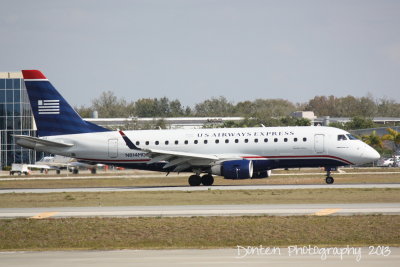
[382, 128, 400, 152]
[377, 98, 400, 117]
[234, 101, 256, 116]
[336, 95, 359, 117]
[344, 117, 376, 130]
[328, 122, 345, 129]
[91, 91, 131, 118]
[358, 95, 377, 117]
[252, 99, 297, 119]
[169, 99, 185, 116]
[304, 95, 338, 116]
[194, 96, 234, 116]
[74, 105, 93, 118]
[134, 98, 159, 117]
[361, 131, 383, 151]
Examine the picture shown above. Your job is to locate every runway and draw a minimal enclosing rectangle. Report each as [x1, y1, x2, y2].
[1, 203, 399, 219]
[1, 183, 400, 194]
[0, 248, 399, 267]
[1, 171, 399, 181]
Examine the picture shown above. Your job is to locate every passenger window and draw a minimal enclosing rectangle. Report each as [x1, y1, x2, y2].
[244, 139, 249, 143]
[225, 139, 229, 143]
[284, 138, 288, 142]
[294, 138, 298, 142]
[254, 138, 258, 143]
[175, 140, 178, 145]
[204, 140, 208, 144]
[274, 138, 278, 142]
[235, 139, 239, 143]
[264, 138, 268, 143]
[165, 141, 169, 145]
[136, 141, 140, 145]
[303, 137, 307, 142]
[145, 141, 149, 145]
[194, 140, 198, 144]
[155, 141, 159, 145]
[185, 140, 188, 145]
[215, 139, 219, 144]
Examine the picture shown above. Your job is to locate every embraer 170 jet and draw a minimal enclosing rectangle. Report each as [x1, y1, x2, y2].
[15, 70, 380, 186]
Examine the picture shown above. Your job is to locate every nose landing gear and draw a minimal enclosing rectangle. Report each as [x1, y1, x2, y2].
[325, 175, 334, 184]
[325, 167, 336, 184]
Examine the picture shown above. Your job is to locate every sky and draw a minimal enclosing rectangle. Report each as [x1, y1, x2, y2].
[1, 0, 399, 108]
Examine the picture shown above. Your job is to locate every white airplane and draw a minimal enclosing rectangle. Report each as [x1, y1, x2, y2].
[35, 155, 99, 174]
[14, 70, 380, 186]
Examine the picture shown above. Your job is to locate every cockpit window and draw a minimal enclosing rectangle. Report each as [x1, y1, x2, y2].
[346, 134, 358, 140]
[337, 134, 347, 141]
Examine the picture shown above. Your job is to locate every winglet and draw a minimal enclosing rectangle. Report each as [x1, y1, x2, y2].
[119, 130, 141, 150]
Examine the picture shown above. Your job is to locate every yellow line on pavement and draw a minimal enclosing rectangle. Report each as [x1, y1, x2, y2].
[313, 208, 341, 216]
[30, 212, 59, 219]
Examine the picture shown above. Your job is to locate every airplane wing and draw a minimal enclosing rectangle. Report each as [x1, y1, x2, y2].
[13, 135, 74, 149]
[118, 130, 239, 172]
[144, 148, 221, 172]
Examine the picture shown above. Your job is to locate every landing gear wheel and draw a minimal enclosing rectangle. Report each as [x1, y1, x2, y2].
[91, 169, 97, 174]
[56, 170, 61, 175]
[72, 168, 79, 174]
[188, 175, 201, 186]
[325, 176, 334, 184]
[201, 174, 214, 186]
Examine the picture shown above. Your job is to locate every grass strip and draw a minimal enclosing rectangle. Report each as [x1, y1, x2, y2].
[0, 215, 398, 250]
[1, 174, 400, 189]
[0, 188, 399, 208]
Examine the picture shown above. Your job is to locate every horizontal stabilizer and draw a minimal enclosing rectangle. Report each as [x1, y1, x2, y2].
[13, 135, 73, 150]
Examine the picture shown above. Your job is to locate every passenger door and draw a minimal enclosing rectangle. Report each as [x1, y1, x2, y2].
[314, 134, 325, 153]
[108, 139, 118, 158]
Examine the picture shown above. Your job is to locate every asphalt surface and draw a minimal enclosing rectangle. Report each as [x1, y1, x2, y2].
[1, 203, 399, 219]
[1, 183, 400, 194]
[1, 171, 399, 180]
[0, 248, 399, 267]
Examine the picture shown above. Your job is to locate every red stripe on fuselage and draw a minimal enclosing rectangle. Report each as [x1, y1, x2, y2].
[77, 158, 150, 163]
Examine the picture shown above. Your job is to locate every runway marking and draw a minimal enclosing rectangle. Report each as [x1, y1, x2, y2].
[30, 212, 59, 219]
[313, 208, 341, 216]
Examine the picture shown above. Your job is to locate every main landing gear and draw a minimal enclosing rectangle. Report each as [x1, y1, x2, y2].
[325, 168, 335, 184]
[188, 174, 214, 186]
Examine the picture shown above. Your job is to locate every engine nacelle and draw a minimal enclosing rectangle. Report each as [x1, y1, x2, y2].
[211, 160, 253, 179]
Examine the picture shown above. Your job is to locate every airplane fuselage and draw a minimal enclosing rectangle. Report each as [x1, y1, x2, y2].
[18, 70, 381, 185]
[37, 126, 379, 173]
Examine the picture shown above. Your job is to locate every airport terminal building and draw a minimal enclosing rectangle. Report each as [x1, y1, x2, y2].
[0, 72, 39, 169]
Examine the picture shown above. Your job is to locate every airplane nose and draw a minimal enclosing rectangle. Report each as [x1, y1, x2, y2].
[365, 145, 381, 162]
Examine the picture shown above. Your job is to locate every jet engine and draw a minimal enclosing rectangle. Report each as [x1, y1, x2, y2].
[211, 160, 253, 179]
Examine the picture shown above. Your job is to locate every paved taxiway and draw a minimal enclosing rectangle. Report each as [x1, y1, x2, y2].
[1, 203, 399, 219]
[1, 183, 399, 194]
[1, 248, 399, 267]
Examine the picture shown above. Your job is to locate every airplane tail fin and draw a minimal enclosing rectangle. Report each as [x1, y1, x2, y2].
[22, 70, 110, 136]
